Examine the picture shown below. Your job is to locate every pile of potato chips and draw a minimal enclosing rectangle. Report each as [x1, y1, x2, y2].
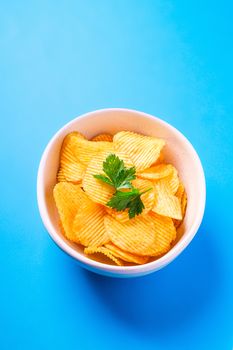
[53, 131, 187, 266]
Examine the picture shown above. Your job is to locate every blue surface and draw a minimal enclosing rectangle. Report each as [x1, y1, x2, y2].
[0, 1, 232, 349]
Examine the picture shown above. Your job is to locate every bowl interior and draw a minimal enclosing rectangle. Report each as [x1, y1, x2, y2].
[38, 109, 205, 274]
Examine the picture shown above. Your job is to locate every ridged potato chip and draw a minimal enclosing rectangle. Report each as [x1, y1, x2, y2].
[92, 133, 113, 142]
[152, 181, 182, 220]
[57, 168, 66, 182]
[153, 151, 164, 165]
[105, 207, 130, 223]
[53, 183, 87, 242]
[63, 131, 86, 144]
[104, 214, 157, 256]
[137, 164, 174, 180]
[131, 178, 155, 214]
[149, 212, 176, 256]
[176, 182, 185, 200]
[173, 182, 187, 227]
[181, 189, 187, 216]
[176, 182, 187, 217]
[82, 150, 134, 205]
[72, 138, 114, 166]
[153, 166, 179, 195]
[58, 132, 86, 183]
[73, 201, 109, 247]
[84, 246, 123, 266]
[104, 243, 149, 264]
[61, 161, 86, 183]
[113, 131, 165, 171]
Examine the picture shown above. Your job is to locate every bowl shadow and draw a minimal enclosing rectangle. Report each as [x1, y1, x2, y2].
[77, 222, 220, 337]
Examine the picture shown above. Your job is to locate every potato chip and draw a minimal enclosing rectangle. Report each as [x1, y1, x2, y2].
[104, 214, 157, 256]
[58, 132, 86, 183]
[92, 133, 113, 142]
[137, 164, 174, 180]
[181, 189, 187, 216]
[149, 212, 176, 256]
[72, 138, 115, 166]
[61, 161, 86, 183]
[53, 183, 87, 242]
[153, 166, 179, 195]
[153, 151, 164, 165]
[63, 131, 86, 143]
[57, 168, 66, 182]
[113, 131, 165, 171]
[173, 182, 187, 227]
[152, 181, 182, 220]
[105, 207, 130, 223]
[82, 150, 134, 205]
[72, 201, 109, 247]
[175, 181, 185, 200]
[131, 178, 155, 214]
[173, 191, 187, 229]
[104, 243, 149, 264]
[84, 246, 123, 266]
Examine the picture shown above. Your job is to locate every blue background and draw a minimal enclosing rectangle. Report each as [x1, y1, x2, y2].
[1, 1, 232, 349]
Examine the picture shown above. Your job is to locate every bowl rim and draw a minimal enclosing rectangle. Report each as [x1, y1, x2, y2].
[37, 108, 206, 274]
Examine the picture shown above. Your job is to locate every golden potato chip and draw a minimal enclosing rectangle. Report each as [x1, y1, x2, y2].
[153, 151, 164, 165]
[105, 243, 149, 264]
[131, 178, 155, 214]
[137, 164, 174, 180]
[84, 246, 123, 266]
[82, 150, 134, 205]
[57, 168, 66, 182]
[59, 132, 86, 183]
[72, 138, 115, 166]
[73, 200, 109, 247]
[113, 131, 165, 171]
[104, 214, 157, 256]
[60, 161, 86, 183]
[181, 188, 187, 216]
[173, 191, 187, 229]
[92, 133, 113, 142]
[173, 182, 187, 227]
[105, 213, 176, 257]
[152, 181, 182, 220]
[153, 166, 179, 195]
[70, 131, 86, 139]
[53, 183, 87, 242]
[167, 167, 180, 194]
[149, 212, 176, 256]
[175, 181, 185, 200]
[62, 131, 86, 145]
[105, 207, 130, 223]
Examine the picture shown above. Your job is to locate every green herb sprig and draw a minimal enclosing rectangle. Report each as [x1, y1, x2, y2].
[93, 154, 152, 218]
[94, 154, 136, 190]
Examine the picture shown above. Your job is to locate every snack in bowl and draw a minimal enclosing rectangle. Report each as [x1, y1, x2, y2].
[53, 130, 187, 266]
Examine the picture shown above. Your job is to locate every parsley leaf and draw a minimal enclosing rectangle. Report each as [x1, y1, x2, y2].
[93, 174, 113, 187]
[107, 189, 140, 211]
[93, 154, 152, 218]
[107, 188, 152, 219]
[94, 154, 136, 190]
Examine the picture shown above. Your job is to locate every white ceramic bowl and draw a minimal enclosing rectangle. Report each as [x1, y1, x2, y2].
[37, 108, 206, 278]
